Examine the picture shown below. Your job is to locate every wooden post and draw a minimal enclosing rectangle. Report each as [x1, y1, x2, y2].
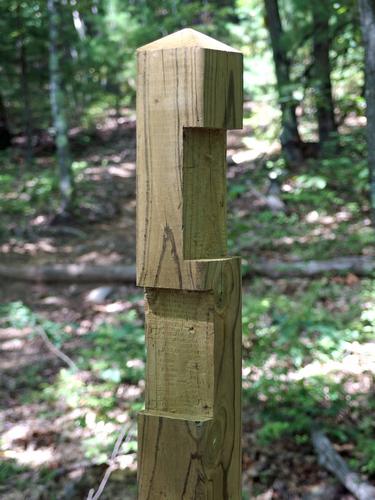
[136, 28, 243, 499]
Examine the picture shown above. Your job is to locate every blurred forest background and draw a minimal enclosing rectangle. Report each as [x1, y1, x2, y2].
[1, 0, 375, 499]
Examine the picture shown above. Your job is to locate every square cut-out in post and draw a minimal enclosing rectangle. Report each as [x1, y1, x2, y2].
[145, 288, 215, 418]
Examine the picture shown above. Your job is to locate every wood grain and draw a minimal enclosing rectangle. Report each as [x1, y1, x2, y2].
[137, 28, 241, 53]
[136, 31, 242, 289]
[136, 28, 243, 499]
[145, 288, 215, 418]
[138, 413, 215, 499]
[140, 258, 242, 498]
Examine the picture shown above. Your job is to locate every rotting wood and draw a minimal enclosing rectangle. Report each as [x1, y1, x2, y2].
[136, 28, 243, 499]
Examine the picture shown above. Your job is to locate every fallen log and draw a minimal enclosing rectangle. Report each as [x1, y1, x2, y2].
[311, 429, 375, 500]
[0, 256, 374, 284]
[251, 255, 375, 278]
[0, 263, 136, 283]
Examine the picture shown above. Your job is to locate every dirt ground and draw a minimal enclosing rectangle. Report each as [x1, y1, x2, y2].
[0, 116, 372, 499]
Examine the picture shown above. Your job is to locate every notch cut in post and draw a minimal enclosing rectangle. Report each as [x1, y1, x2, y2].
[136, 28, 243, 499]
[136, 28, 242, 290]
[145, 288, 215, 418]
[183, 128, 227, 260]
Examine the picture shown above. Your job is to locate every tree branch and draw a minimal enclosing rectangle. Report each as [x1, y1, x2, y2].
[312, 429, 375, 500]
[35, 325, 78, 372]
[87, 422, 133, 500]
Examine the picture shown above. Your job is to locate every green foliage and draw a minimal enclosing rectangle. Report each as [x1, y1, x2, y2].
[0, 0, 362, 137]
[243, 279, 362, 368]
[1, 300, 69, 347]
[0, 460, 28, 485]
[228, 130, 374, 260]
[359, 439, 375, 474]
[36, 305, 145, 413]
[0, 298, 144, 466]
[82, 309, 145, 385]
[1, 272, 374, 474]
[0, 0, 237, 135]
[42, 306, 144, 462]
[0, 154, 59, 223]
[228, 182, 248, 201]
[242, 278, 375, 473]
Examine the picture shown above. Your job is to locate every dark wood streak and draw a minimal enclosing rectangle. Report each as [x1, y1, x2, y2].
[193, 467, 207, 500]
[181, 452, 203, 499]
[193, 49, 200, 123]
[227, 266, 242, 497]
[224, 69, 235, 128]
[153, 223, 169, 287]
[165, 224, 183, 288]
[154, 224, 183, 288]
[161, 49, 167, 95]
[219, 462, 228, 500]
[185, 421, 197, 443]
[174, 49, 183, 202]
[145, 416, 163, 500]
[181, 455, 193, 498]
[184, 48, 190, 125]
[139, 51, 152, 284]
[137, 417, 146, 484]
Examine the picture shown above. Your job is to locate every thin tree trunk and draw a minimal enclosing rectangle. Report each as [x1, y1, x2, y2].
[69, 0, 88, 119]
[17, 2, 33, 167]
[264, 0, 303, 166]
[359, 0, 375, 226]
[48, 0, 75, 215]
[0, 93, 11, 150]
[312, 3, 337, 145]
[20, 42, 33, 165]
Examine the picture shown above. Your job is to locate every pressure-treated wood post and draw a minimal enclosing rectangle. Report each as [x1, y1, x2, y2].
[136, 28, 243, 499]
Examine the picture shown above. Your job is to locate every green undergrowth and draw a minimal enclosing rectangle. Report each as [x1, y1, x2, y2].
[242, 278, 375, 475]
[1, 277, 374, 478]
[0, 153, 59, 218]
[0, 153, 96, 237]
[0, 297, 144, 465]
[1, 128, 372, 260]
[228, 129, 374, 260]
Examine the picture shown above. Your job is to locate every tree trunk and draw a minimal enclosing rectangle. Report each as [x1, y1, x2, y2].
[0, 93, 11, 150]
[359, 0, 375, 226]
[312, 3, 337, 145]
[17, 2, 33, 166]
[264, 0, 303, 166]
[48, 0, 75, 215]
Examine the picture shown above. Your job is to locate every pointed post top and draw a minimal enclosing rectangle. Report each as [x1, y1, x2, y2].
[137, 28, 241, 53]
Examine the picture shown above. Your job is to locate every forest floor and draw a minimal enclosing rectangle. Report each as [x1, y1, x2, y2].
[0, 107, 374, 499]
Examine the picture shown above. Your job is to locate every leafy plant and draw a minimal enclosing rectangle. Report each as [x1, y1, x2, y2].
[242, 278, 375, 475]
